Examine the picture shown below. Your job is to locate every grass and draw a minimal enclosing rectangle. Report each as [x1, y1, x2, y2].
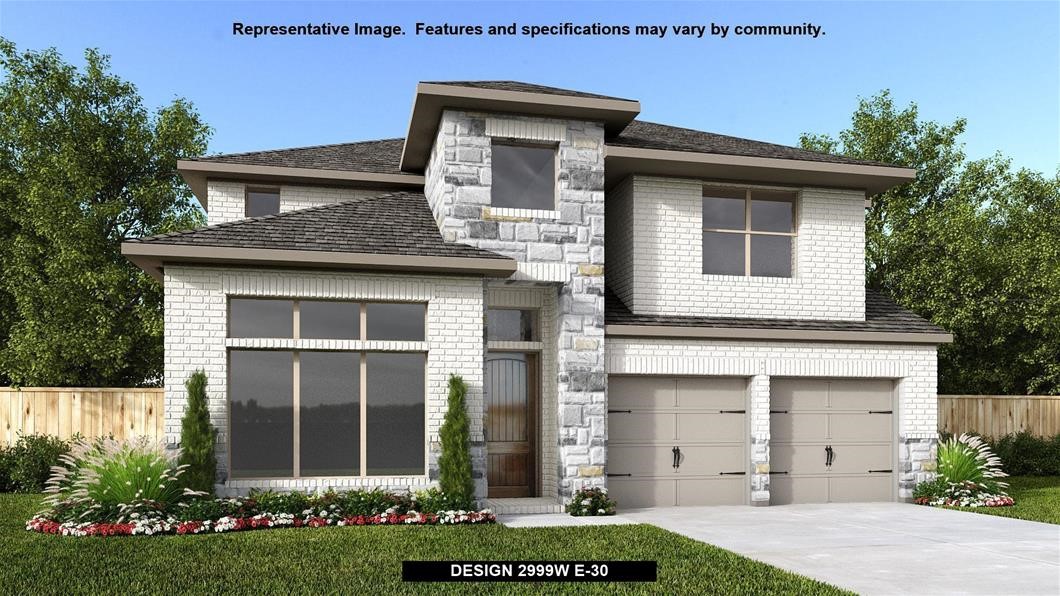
[950, 476, 1060, 525]
[0, 494, 847, 595]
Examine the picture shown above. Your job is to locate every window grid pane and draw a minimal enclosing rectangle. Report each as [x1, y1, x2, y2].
[366, 303, 426, 341]
[229, 350, 294, 478]
[366, 353, 426, 476]
[702, 231, 746, 276]
[750, 235, 793, 278]
[300, 300, 360, 340]
[229, 299, 293, 338]
[299, 352, 359, 477]
[487, 309, 538, 341]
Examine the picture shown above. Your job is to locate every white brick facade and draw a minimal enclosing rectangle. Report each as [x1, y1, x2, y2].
[606, 176, 866, 321]
[607, 338, 938, 500]
[163, 265, 486, 495]
[206, 181, 393, 226]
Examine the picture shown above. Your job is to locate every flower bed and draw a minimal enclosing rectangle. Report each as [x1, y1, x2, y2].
[27, 507, 495, 537]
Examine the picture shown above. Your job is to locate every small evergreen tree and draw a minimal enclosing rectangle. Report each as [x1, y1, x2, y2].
[178, 370, 217, 494]
[438, 374, 474, 508]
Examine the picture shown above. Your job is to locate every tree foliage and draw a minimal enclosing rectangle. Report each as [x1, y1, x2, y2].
[802, 91, 1060, 394]
[0, 39, 210, 386]
[438, 374, 474, 507]
[178, 370, 216, 494]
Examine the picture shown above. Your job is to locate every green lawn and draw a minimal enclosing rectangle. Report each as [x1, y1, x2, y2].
[950, 476, 1060, 525]
[0, 494, 846, 595]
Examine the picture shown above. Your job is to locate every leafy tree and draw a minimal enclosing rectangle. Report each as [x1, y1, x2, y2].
[0, 39, 210, 387]
[438, 374, 474, 507]
[802, 91, 1060, 394]
[178, 370, 216, 494]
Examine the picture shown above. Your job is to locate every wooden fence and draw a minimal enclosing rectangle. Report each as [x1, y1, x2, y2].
[1, 387, 164, 447]
[939, 395, 1060, 438]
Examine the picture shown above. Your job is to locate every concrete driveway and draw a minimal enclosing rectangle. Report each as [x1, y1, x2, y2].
[620, 502, 1059, 595]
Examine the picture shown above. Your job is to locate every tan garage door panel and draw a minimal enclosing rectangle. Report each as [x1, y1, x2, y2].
[608, 376, 748, 508]
[770, 378, 895, 505]
[609, 478, 676, 509]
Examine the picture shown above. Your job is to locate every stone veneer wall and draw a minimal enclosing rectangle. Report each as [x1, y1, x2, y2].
[608, 176, 866, 321]
[163, 265, 487, 497]
[206, 181, 395, 226]
[424, 110, 607, 498]
[607, 338, 938, 501]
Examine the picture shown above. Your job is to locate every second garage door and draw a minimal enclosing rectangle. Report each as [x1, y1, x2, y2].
[770, 379, 895, 505]
[607, 377, 748, 508]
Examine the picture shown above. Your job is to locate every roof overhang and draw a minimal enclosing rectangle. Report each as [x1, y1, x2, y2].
[604, 146, 916, 196]
[399, 83, 642, 172]
[122, 243, 517, 281]
[606, 323, 952, 344]
[177, 160, 425, 210]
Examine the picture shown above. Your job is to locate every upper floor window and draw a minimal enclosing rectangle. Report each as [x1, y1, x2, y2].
[702, 187, 796, 278]
[490, 143, 556, 211]
[245, 187, 280, 217]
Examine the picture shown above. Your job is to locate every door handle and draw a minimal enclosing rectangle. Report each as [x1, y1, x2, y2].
[672, 446, 681, 469]
[825, 445, 835, 467]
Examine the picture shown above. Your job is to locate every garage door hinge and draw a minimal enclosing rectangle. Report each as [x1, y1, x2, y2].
[608, 409, 632, 414]
[868, 410, 893, 414]
[867, 469, 893, 473]
[720, 409, 746, 414]
[719, 471, 746, 475]
[606, 473, 632, 477]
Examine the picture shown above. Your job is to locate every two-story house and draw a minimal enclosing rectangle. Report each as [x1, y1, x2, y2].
[123, 81, 951, 513]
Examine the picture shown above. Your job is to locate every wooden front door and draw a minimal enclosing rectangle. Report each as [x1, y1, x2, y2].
[485, 352, 537, 498]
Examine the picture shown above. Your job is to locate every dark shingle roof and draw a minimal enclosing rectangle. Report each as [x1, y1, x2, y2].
[422, 80, 635, 102]
[187, 138, 405, 174]
[128, 192, 510, 261]
[609, 120, 899, 168]
[605, 289, 947, 335]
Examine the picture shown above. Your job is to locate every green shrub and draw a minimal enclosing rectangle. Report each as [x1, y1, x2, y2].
[333, 488, 411, 516]
[438, 374, 474, 509]
[251, 490, 312, 515]
[43, 436, 200, 522]
[0, 446, 13, 492]
[5, 434, 70, 493]
[566, 487, 617, 516]
[990, 432, 1060, 476]
[178, 370, 217, 494]
[912, 477, 948, 501]
[937, 433, 1008, 493]
[413, 487, 472, 513]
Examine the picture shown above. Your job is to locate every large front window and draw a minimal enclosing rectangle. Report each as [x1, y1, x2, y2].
[227, 299, 426, 479]
[702, 187, 796, 277]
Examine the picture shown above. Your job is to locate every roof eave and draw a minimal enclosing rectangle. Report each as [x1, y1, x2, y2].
[399, 82, 642, 173]
[122, 242, 518, 280]
[605, 323, 952, 344]
[604, 145, 916, 196]
[176, 160, 425, 210]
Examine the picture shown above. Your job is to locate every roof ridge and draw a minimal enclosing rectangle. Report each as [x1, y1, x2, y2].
[190, 137, 405, 161]
[129, 191, 418, 243]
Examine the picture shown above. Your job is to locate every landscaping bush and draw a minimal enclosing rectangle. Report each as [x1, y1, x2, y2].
[990, 431, 1060, 476]
[178, 370, 217, 494]
[438, 374, 474, 510]
[3, 434, 70, 493]
[566, 487, 617, 516]
[915, 434, 1013, 508]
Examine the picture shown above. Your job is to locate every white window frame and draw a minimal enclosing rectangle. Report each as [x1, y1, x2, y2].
[702, 186, 798, 277]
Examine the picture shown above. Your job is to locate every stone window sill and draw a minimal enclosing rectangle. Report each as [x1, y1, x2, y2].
[487, 206, 561, 220]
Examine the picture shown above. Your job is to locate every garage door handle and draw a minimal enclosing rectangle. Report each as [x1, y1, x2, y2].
[868, 469, 893, 473]
[608, 409, 632, 414]
[606, 473, 632, 477]
[770, 410, 788, 414]
[719, 471, 746, 475]
[825, 445, 835, 467]
[769, 471, 789, 475]
[672, 446, 681, 469]
[868, 410, 893, 414]
[720, 409, 746, 414]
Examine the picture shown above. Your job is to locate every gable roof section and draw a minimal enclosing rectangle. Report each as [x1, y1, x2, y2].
[122, 192, 516, 280]
[605, 289, 952, 344]
[186, 138, 405, 174]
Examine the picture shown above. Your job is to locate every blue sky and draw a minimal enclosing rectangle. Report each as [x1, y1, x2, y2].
[2, 1, 1057, 174]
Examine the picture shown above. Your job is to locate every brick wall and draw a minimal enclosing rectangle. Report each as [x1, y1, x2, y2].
[206, 181, 393, 226]
[611, 176, 866, 321]
[606, 338, 938, 500]
[164, 265, 486, 496]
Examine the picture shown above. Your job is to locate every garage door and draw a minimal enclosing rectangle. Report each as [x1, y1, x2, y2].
[607, 377, 747, 508]
[770, 379, 895, 505]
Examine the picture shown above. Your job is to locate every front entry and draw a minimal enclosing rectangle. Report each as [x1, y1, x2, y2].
[485, 352, 538, 497]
